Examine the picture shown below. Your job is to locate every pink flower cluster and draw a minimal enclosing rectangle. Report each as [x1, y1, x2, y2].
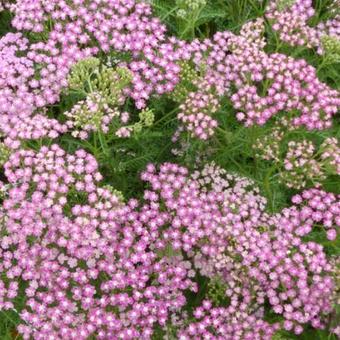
[0, 0, 182, 146]
[191, 23, 339, 129]
[183, 164, 336, 333]
[178, 300, 279, 339]
[0, 146, 338, 338]
[1, 145, 196, 339]
[289, 188, 340, 240]
[177, 91, 219, 140]
[266, 0, 340, 53]
[8, 0, 180, 108]
[1, 2, 338, 146]
[0, 30, 88, 147]
[232, 54, 339, 129]
[170, 19, 339, 137]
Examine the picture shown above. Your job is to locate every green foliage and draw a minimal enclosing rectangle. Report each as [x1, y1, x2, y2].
[0, 309, 22, 340]
[151, 0, 265, 37]
[0, 9, 13, 37]
[0, 142, 11, 167]
[207, 276, 229, 306]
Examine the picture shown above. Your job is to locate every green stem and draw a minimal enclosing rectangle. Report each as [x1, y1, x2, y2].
[161, 6, 179, 20]
[153, 107, 179, 127]
[0, 310, 18, 326]
[264, 165, 278, 212]
[97, 131, 110, 158]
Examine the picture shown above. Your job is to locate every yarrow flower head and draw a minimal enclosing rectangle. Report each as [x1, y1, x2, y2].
[67, 58, 132, 105]
[319, 137, 340, 175]
[67, 57, 101, 92]
[64, 92, 121, 139]
[253, 118, 340, 189]
[65, 58, 136, 139]
[266, 0, 340, 53]
[253, 126, 285, 162]
[170, 18, 340, 142]
[288, 188, 340, 240]
[169, 61, 199, 102]
[177, 91, 219, 140]
[178, 300, 279, 339]
[280, 140, 325, 189]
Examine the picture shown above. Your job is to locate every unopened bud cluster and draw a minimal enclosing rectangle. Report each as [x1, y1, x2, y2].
[66, 58, 136, 139]
[116, 108, 155, 138]
[170, 61, 199, 102]
[321, 35, 340, 64]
